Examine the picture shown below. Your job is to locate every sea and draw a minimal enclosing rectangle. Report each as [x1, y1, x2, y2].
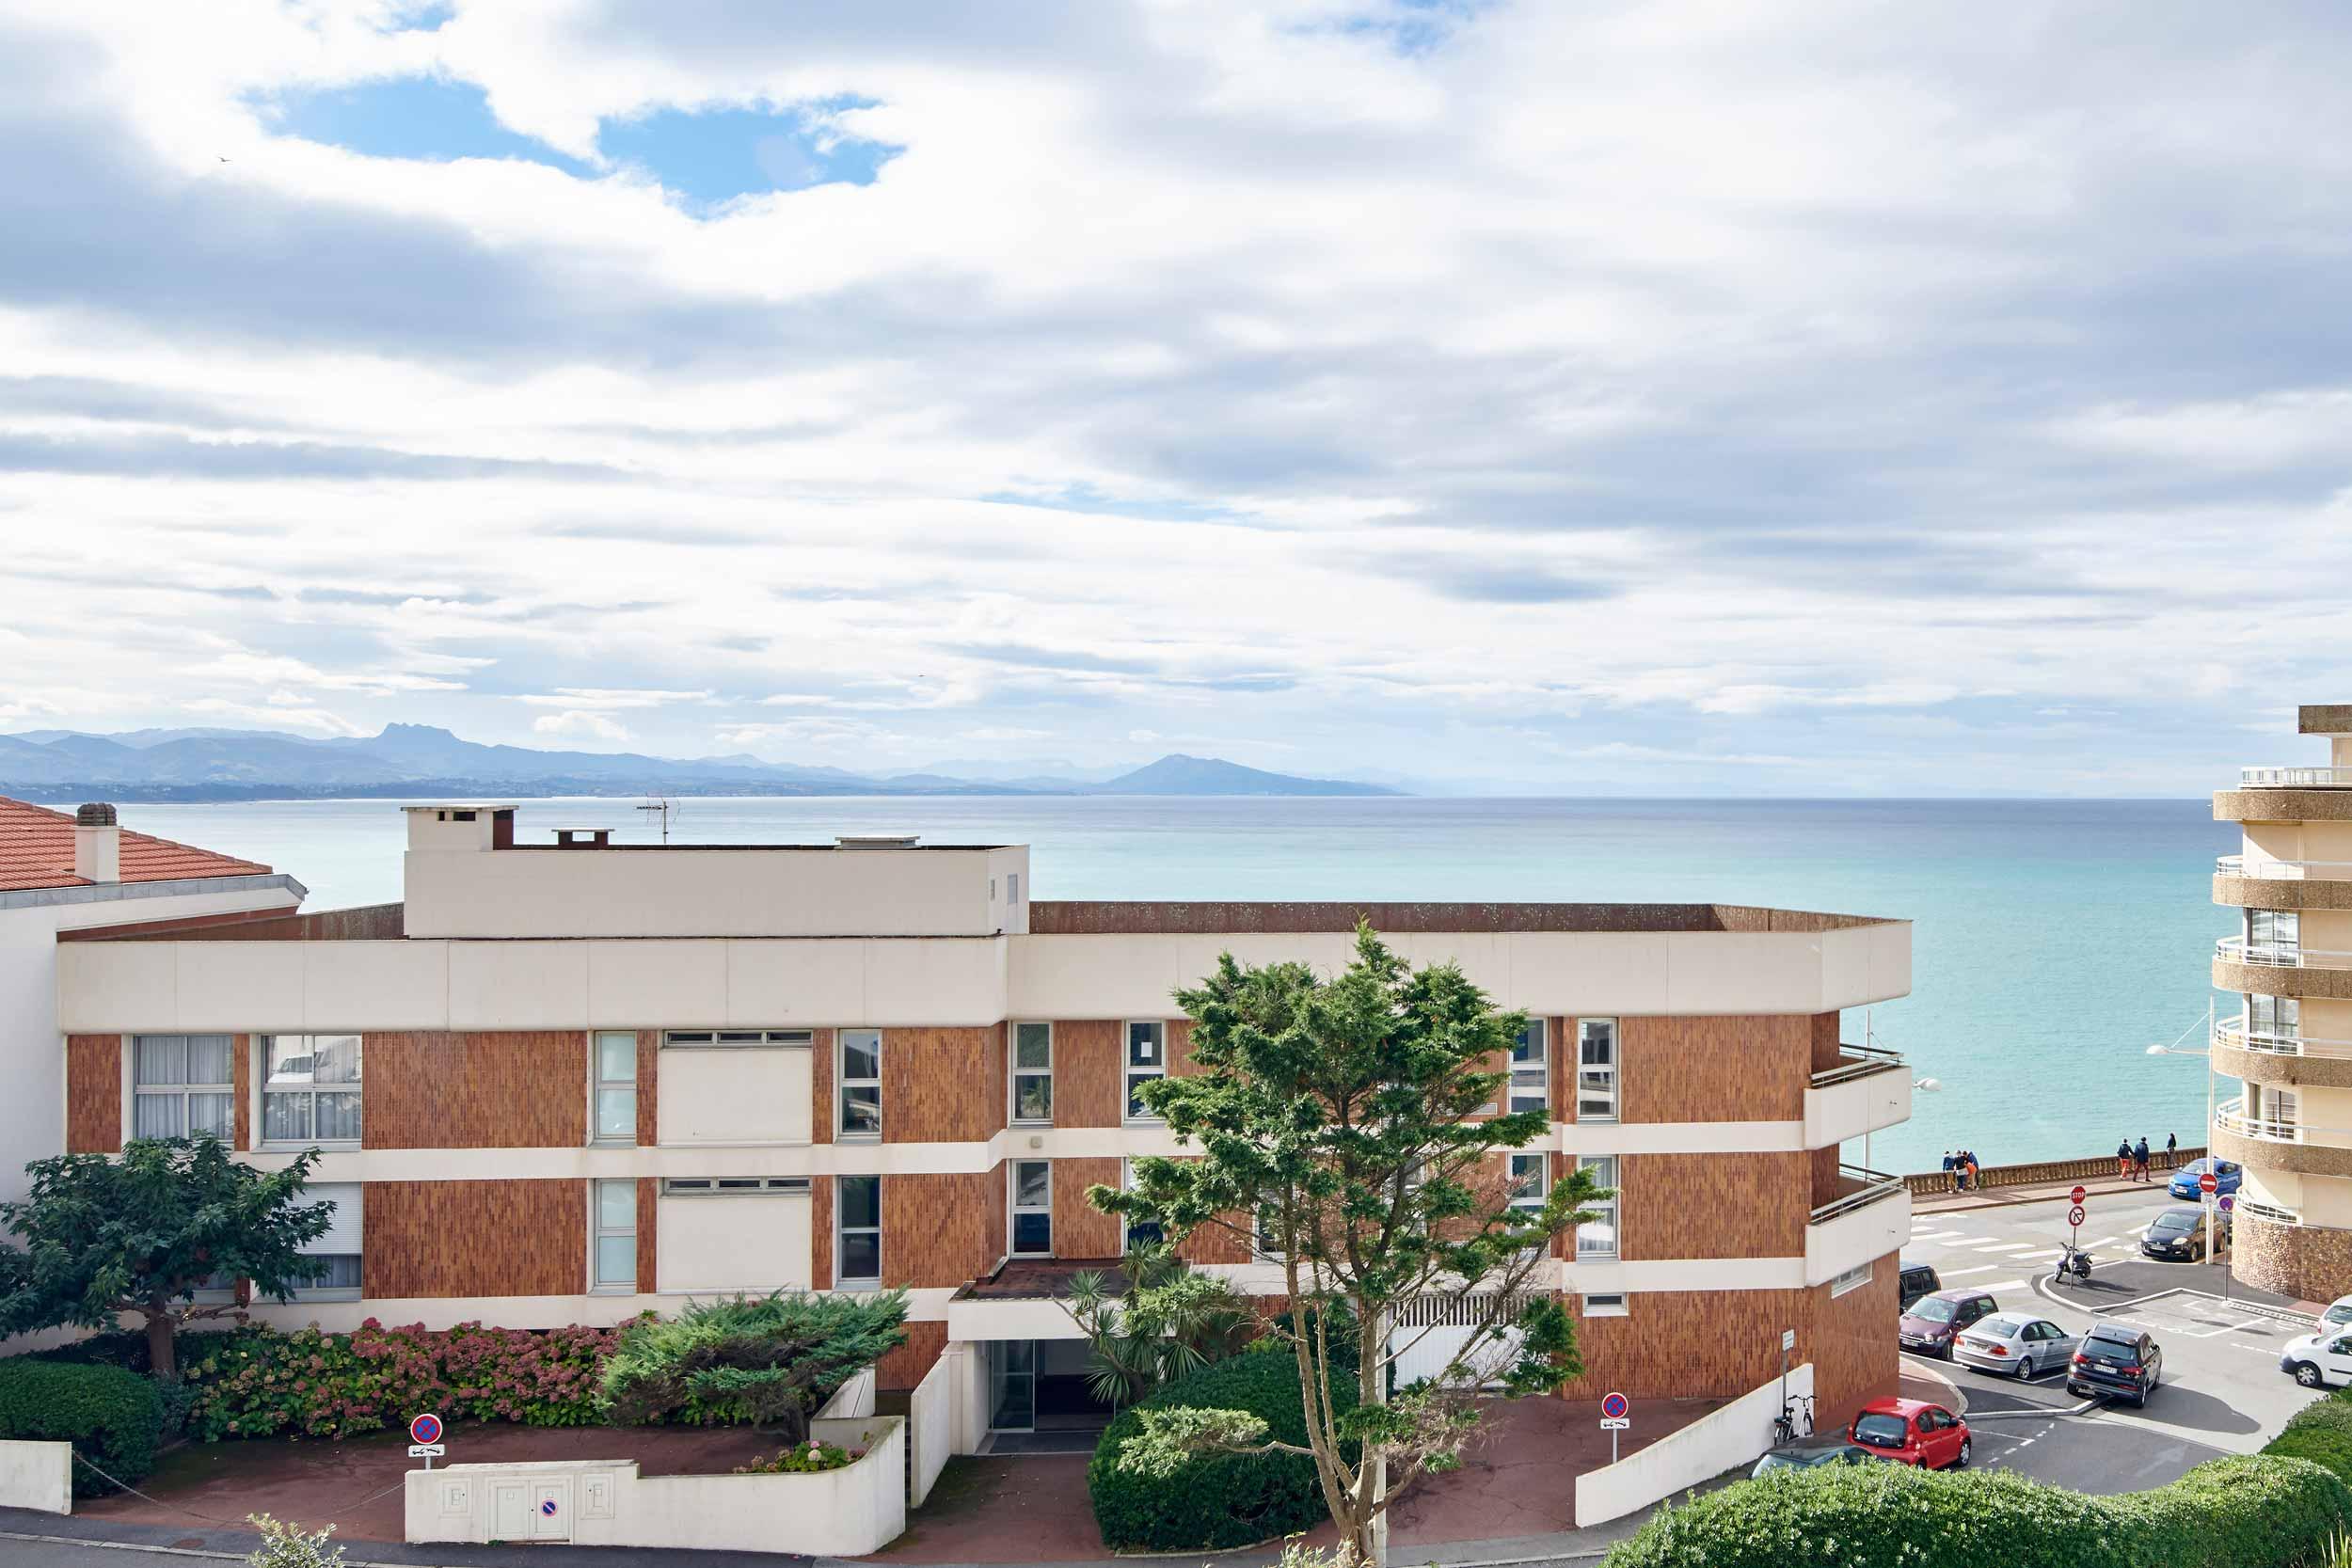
[106, 795, 2239, 1177]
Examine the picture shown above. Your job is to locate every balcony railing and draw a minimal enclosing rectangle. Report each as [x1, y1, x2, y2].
[2217, 1096, 2313, 1145]
[2241, 766, 2352, 788]
[1808, 1164, 1905, 1226]
[2216, 1016, 2352, 1061]
[1810, 1042, 1906, 1088]
[2217, 855, 2352, 880]
[2216, 936, 2352, 971]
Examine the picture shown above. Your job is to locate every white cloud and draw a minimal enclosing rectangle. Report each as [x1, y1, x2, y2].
[517, 688, 712, 710]
[532, 709, 633, 741]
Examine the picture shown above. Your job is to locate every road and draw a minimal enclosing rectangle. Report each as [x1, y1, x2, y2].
[1897, 1184, 2314, 1493]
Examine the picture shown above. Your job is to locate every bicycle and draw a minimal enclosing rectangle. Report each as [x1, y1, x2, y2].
[1772, 1392, 1816, 1445]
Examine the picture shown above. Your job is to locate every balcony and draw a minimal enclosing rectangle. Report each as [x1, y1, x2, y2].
[2215, 937, 2352, 972]
[1810, 1041, 1905, 1087]
[2212, 1097, 2352, 1179]
[2241, 767, 2352, 788]
[2217, 855, 2352, 881]
[1804, 1164, 1906, 1286]
[1805, 1046, 1910, 1146]
[2216, 1016, 2352, 1062]
[2217, 1097, 2312, 1145]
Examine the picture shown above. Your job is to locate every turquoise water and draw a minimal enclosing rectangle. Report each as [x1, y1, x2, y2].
[113, 796, 2238, 1175]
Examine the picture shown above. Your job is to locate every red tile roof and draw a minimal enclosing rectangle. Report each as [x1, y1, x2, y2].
[0, 797, 275, 892]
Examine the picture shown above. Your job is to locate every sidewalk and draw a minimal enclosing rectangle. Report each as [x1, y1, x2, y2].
[1913, 1170, 2180, 1216]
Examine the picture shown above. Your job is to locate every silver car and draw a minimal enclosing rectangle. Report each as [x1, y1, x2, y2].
[1953, 1313, 2080, 1379]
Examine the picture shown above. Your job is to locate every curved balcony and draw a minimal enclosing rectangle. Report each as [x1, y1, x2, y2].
[2242, 767, 2352, 788]
[2217, 856, 2352, 879]
[2215, 1018, 2352, 1090]
[2215, 856, 2352, 911]
[2214, 937, 2352, 1001]
[2212, 1097, 2352, 1179]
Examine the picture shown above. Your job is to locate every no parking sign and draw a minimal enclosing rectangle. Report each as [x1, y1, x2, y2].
[408, 1412, 445, 1469]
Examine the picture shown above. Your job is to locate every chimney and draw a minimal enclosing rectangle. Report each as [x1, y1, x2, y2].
[73, 802, 120, 883]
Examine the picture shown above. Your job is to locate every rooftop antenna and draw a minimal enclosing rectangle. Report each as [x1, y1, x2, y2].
[636, 796, 675, 844]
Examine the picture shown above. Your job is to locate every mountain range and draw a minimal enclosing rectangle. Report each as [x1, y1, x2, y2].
[0, 724, 1400, 801]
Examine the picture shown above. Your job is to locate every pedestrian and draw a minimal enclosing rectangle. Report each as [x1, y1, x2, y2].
[2167, 1131, 2179, 1168]
[2134, 1136, 2151, 1183]
[1964, 1152, 1979, 1192]
[1941, 1150, 1956, 1191]
[1953, 1148, 1969, 1191]
[2117, 1137, 2132, 1180]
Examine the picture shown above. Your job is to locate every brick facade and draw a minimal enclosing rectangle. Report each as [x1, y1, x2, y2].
[365, 1179, 584, 1298]
[64, 1034, 119, 1153]
[364, 1031, 587, 1148]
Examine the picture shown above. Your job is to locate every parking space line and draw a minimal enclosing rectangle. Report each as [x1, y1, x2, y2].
[2017, 1249, 2064, 1260]
[1938, 1264, 2004, 1278]
[1982, 1278, 2027, 1292]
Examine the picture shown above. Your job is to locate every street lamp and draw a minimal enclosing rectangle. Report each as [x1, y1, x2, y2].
[2147, 999, 2221, 1275]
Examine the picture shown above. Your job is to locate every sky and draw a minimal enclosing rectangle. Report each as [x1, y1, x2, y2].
[1, 1, 2348, 795]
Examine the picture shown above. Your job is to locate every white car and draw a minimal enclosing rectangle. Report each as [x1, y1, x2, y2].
[2280, 1329, 2352, 1389]
[2320, 1295, 2352, 1331]
[1952, 1314, 2081, 1380]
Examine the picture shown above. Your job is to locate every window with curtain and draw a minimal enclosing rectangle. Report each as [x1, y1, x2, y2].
[261, 1035, 363, 1146]
[1577, 1154, 1618, 1259]
[133, 1035, 233, 1141]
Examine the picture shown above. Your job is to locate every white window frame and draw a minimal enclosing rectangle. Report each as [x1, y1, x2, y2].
[259, 1034, 363, 1150]
[592, 1031, 637, 1147]
[1510, 1020, 1549, 1117]
[1119, 1158, 1164, 1253]
[1010, 1022, 1054, 1125]
[836, 1174, 882, 1288]
[1008, 872, 1021, 905]
[1580, 1291, 1629, 1318]
[1507, 1152, 1549, 1218]
[1576, 1018, 1619, 1123]
[1124, 1021, 1168, 1123]
[1830, 1260, 1873, 1298]
[660, 1029, 816, 1048]
[1009, 1159, 1053, 1257]
[1577, 1154, 1618, 1259]
[592, 1179, 636, 1293]
[289, 1181, 363, 1303]
[131, 1034, 234, 1143]
[837, 1029, 882, 1140]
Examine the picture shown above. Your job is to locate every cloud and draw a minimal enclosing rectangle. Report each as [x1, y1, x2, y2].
[517, 688, 713, 710]
[532, 709, 632, 741]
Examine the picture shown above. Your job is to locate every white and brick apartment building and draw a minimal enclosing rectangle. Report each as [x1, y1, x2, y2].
[39, 802, 1915, 1433]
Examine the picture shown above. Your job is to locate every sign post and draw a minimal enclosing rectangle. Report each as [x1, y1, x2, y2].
[408, 1412, 445, 1471]
[2201, 1168, 2219, 1269]
[1599, 1391, 1629, 1464]
[2217, 1187, 2234, 1299]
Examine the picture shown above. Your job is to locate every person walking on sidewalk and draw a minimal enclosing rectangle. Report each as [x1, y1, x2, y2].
[2118, 1138, 2133, 1180]
[2134, 1136, 2152, 1182]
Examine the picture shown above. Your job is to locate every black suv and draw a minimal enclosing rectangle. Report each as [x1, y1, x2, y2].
[2069, 1322, 2163, 1406]
[1899, 1263, 1941, 1309]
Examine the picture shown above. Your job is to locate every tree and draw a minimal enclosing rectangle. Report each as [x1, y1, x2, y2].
[1093, 924, 1606, 1566]
[597, 1290, 909, 1443]
[0, 1135, 335, 1378]
[1061, 1244, 1255, 1411]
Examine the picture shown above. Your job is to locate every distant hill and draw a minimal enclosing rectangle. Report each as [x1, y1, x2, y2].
[0, 725, 1402, 801]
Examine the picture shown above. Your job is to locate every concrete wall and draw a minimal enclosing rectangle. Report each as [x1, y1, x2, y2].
[1804, 1191, 1909, 1287]
[405, 1416, 905, 1557]
[907, 1349, 956, 1505]
[1572, 1362, 1813, 1528]
[0, 1439, 72, 1514]
[657, 1042, 812, 1145]
[657, 1190, 811, 1293]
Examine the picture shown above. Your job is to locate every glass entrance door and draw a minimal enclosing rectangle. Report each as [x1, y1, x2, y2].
[990, 1339, 1036, 1432]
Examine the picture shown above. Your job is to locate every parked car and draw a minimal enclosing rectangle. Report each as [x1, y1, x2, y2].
[1752, 1439, 1877, 1478]
[2140, 1204, 2228, 1260]
[2068, 1322, 2165, 1406]
[1849, 1398, 1971, 1469]
[2167, 1158, 2242, 1201]
[2319, 1295, 2352, 1332]
[1898, 1288, 1999, 1358]
[2280, 1329, 2352, 1389]
[1898, 1262, 1941, 1310]
[1953, 1313, 2081, 1379]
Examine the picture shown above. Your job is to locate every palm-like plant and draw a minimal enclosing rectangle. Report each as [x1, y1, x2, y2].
[1062, 1245, 1253, 1411]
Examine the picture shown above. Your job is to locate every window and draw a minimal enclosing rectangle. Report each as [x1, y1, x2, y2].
[2249, 909, 2301, 962]
[837, 1175, 882, 1286]
[661, 1029, 815, 1048]
[1576, 1019, 1618, 1122]
[1120, 1159, 1164, 1252]
[1011, 1022, 1053, 1123]
[593, 1180, 636, 1291]
[133, 1035, 233, 1141]
[1008, 872, 1021, 905]
[2250, 992, 2300, 1042]
[1010, 1160, 1052, 1256]
[1577, 1155, 1618, 1259]
[1830, 1260, 1873, 1298]
[1580, 1291, 1629, 1317]
[292, 1181, 361, 1301]
[1125, 1022, 1167, 1120]
[838, 1030, 882, 1138]
[1510, 1021, 1549, 1117]
[1507, 1153, 1548, 1219]
[262, 1035, 362, 1146]
[661, 1176, 810, 1195]
[593, 1032, 637, 1145]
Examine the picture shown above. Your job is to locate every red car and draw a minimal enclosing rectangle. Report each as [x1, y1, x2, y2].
[1848, 1397, 1971, 1469]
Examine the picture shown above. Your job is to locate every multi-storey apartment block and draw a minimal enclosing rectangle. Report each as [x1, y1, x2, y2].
[2214, 705, 2352, 1299]
[45, 803, 1914, 1435]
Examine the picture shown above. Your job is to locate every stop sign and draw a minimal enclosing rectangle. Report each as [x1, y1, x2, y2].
[2070, 1185, 2087, 1205]
[2201, 1171, 2218, 1195]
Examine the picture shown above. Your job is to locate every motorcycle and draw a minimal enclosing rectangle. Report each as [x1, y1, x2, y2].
[2053, 1243, 2092, 1283]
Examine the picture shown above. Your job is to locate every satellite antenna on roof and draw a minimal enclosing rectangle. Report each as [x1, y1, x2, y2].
[637, 796, 675, 844]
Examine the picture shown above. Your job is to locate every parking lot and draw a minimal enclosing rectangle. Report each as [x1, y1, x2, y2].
[1895, 1185, 2319, 1493]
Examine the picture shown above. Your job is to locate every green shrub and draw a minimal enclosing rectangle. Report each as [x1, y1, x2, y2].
[1602, 1452, 2352, 1568]
[1089, 1346, 1359, 1552]
[2265, 1395, 2352, 1491]
[0, 1358, 167, 1497]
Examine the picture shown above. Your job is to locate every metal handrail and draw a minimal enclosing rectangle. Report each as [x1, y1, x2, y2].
[2217, 1097, 2314, 1145]
[2215, 1018, 2352, 1060]
[2217, 855, 2352, 880]
[1809, 1164, 1905, 1226]
[2217, 937, 2352, 971]
[1810, 1043, 1907, 1088]
[2241, 767, 2352, 788]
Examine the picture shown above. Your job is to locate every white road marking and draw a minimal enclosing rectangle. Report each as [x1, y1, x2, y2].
[1972, 1242, 2039, 1254]
[2017, 1249, 2065, 1260]
[1909, 1230, 1974, 1243]
[1937, 1264, 2005, 1278]
[1982, 1278, 2028, 1292]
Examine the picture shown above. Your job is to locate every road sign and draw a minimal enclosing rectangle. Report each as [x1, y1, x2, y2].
[2070, 1185, 2088, 1204]
[2068, 1204, 2086, 1227]
[540, 1498, 558, 1518]
[1781, 1329, 1796, 1353]
[1601, 1391, 1629, 1420]
[407, 1444, 445, 1459]
[410, 1413, 443, 1446]
[1600, 1418, 1630, 1430]
[2219, 1194, 2235, 1213]
[2201, 1171, 2219, 1195]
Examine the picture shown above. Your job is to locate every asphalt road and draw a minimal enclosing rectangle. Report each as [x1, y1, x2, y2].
[1897, 1184, 2317, 1494]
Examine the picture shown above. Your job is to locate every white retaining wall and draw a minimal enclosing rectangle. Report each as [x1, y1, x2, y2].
[405, 1416, 905, 1557]
[0, 1440, 72, 1514]
[1572, 1363, 1814, 1528]
[908, 1348, 956, 1506]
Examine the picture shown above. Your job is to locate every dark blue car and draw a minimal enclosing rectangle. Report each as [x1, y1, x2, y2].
[2168, 1158, 2242, 1201]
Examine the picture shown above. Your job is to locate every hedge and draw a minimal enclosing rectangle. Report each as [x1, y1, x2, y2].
[1089, 1349, 1359, 1552]
[1600, 1453, 2352, 1568]
[0, 1358, 167, 1497]
[2264, 1392, 2352, 1491]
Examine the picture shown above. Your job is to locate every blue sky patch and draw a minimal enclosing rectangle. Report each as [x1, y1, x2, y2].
[251, 76, 588, 172]
[597, 101, 901, 207]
